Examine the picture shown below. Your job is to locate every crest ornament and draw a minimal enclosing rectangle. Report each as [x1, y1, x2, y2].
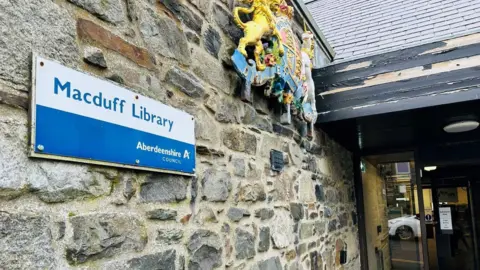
[233, 0, 285, 71]
[231, 0, 318, 139]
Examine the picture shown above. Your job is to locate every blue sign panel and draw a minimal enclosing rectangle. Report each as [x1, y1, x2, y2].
[30, 56, 196, 175]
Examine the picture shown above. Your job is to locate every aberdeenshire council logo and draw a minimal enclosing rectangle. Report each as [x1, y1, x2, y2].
[136, 141, 190, 164]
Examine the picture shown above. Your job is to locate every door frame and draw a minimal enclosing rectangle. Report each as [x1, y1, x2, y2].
[468, 180, 480, 270]
[353, 152, 369, 270]
[414, 150, 430, 269]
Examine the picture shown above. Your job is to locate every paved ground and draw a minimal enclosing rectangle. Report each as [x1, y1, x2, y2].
[390, 238, 423, 270]
[389, 236, 475, 270]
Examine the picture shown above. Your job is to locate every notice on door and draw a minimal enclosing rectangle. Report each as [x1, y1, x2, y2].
[439, 207, 453, 234]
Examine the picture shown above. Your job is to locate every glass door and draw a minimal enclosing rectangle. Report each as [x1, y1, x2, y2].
[386, 162, 424, 270]
[432, 184, 476, 270]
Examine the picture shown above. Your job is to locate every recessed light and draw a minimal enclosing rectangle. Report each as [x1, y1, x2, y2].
[424, 166, 437, 171]
[444, 120, 479, 133]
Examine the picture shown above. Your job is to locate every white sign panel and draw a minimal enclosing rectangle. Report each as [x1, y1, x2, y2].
[30, 56, 196, 175]
[439, 207, 453, 231]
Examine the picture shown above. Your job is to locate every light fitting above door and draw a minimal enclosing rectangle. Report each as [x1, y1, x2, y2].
[443, 120, 479, 133]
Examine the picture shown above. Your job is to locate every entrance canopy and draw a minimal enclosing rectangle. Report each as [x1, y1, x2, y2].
[312, 33, 480, 155]
[314, 33, 480, 124]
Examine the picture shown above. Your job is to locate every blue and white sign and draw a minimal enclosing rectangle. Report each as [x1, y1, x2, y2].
[30, 56, 195, 175]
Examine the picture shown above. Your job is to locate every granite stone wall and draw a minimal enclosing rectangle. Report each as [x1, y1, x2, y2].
[0, 0, 360, 269]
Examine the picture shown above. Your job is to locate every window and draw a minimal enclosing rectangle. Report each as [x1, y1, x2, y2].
[396, 162, 411, 174]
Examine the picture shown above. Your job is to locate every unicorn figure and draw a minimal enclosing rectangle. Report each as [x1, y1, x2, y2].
[300, 31, 318, 139]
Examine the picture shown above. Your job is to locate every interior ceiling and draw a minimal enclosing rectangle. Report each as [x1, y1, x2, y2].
[319, 98, 480, 155]
[365, 152, 414, 166]
[421, 163, 480, 186]
[424, 164, 478, 178]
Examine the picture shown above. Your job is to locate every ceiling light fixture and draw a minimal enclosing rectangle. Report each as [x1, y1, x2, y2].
[444, 120, 479, 133]
[424, 166, 437, 171]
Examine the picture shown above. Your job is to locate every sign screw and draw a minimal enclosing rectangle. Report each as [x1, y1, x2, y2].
[37, 144, 44, 151]
[135, 159, 140, 164]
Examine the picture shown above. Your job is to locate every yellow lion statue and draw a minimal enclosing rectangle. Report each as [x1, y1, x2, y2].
[233, 0, 285, 71]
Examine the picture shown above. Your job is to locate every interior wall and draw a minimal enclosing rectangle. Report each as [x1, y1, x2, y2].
[362, 161, 391, 270]
[415, 188, 433, 215]
[454, 187, 468, 205]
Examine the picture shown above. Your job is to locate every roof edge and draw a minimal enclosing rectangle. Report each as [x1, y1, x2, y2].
[325, 29, 480, 66]
[290, 0, 335, 61]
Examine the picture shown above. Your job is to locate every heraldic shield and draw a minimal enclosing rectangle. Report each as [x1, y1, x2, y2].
[231, 0, 317, 137]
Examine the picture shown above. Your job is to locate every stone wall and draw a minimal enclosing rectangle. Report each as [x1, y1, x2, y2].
[0, 0, 360, 269]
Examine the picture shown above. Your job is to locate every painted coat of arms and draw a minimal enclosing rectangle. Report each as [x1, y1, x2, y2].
[231, 0, 318, 138]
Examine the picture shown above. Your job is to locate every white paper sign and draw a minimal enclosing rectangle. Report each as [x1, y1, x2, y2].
[439, 207, 453, 230]
[399, 185, 406, 193]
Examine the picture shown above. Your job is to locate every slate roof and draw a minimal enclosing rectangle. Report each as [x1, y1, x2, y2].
[305, 0, 480, 62]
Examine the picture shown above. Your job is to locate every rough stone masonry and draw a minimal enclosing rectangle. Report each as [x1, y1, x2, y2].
[0, 0, 361, 269]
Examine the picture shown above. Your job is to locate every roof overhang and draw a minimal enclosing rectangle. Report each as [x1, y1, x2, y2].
[290, 0, 335, 61]
[314, 32, 480, 124]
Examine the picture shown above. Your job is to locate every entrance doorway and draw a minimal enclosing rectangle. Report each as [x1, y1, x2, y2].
[360, 156, 480, 270]
[361, 155, 425, 270]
